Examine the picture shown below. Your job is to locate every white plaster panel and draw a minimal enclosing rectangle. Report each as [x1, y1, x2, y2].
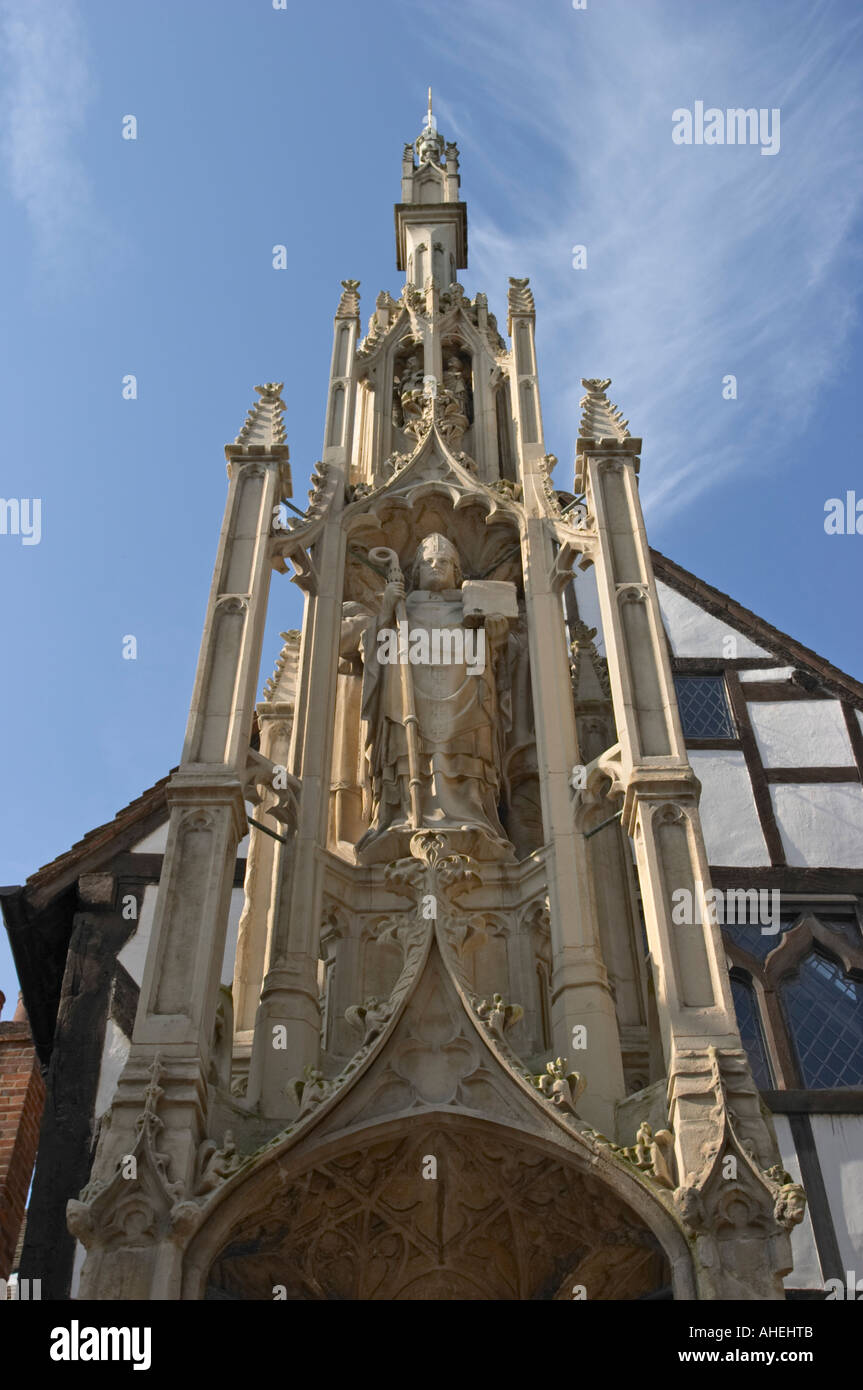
[770, 782, 863, 867]
[772, 1114, 822, 1289]
[130, 821, 169, 853]
[688, 750, 769, 865]
[656, 582, 771, 658]
[221, 886, 246, 986]
[117, 883, 158, 986]
[749, 700, 853, 768]
[738, 667, 795, 682]
[121, 883, 248, 989]
[93, 1017, 131, 1120]
[811, 1115, 863, 1273]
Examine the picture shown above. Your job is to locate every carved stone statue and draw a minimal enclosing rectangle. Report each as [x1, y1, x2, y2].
[349, 534, 520, 863]
[396, 353, 425, 434]
[443, 355, 471, 423]
[345, 995, 392, 1045]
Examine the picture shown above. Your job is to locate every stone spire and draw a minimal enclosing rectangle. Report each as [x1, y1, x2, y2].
[335, 279, 361, 320]
[396, 93, 466, 278]
[232, 382, 288, 449]
[577, 378, 630, 446]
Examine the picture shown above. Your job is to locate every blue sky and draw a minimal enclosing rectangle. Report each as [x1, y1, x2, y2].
[1, 0, 861, 1010]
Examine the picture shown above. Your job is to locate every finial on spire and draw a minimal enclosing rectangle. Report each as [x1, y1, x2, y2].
[232, 382, 288, 448]
[577, 378, 630, 444]
[416, 87, 443, 164]
[336, 278, 361, 319]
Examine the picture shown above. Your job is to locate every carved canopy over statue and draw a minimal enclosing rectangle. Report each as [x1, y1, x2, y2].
[338, 533, 537, 864]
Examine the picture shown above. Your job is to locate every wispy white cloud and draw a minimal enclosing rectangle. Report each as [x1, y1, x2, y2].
[418, 0, 863, 525]
[0, 0, 102, 282]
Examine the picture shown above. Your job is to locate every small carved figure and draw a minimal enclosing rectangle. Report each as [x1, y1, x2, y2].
[196, 1130, 240, 1195]
[443, 354, 472, 423]
[673, 1179, 706, 1231]
[532, 1058, 586, 1116]
[773, 1179, 807, 1231]
[476, 992, 524, 1039]
[397, 353, 425, 430]
[290, 1064, 337, 1116]
[345, 995, 391, 1046]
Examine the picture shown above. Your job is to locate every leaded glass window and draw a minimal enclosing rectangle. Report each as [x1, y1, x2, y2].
[674, 675, 735, 739]
[722, 917, 798, 963]
[730, 973, 773, 1090]
[782, 952, 863, 1089]
[723, 909, 863, 1091]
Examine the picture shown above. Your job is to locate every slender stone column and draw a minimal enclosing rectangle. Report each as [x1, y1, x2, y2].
[73, 387, 291, 1297]
[510, 288, 625, 1133]
[248, 296, 358, 1114]
[575, 381, 772, 1176]
[232, 696, 295, 1042]
[136, 405, 290, 1056]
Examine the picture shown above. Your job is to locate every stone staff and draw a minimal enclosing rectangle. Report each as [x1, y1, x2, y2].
[368, 546, 422, 829]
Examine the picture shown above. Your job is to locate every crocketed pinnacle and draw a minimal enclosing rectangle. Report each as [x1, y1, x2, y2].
[578, 378, 630, 442]
[336, 279, 361, 319]
[234, 383, 287, 447]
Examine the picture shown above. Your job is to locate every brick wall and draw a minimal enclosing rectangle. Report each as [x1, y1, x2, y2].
[0, 1009, 46, 1279]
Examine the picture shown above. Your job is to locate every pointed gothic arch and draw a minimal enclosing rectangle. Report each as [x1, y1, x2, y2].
[182, 1113, 692, 1301]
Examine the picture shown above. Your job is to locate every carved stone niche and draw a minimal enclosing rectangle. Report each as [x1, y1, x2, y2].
[391, 337, 425, 440]
[338, 504, 536, 867]
[203, 1120, 671, 1301]
[438, 339, 474, 447]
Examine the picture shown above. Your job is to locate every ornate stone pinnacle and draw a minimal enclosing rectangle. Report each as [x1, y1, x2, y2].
[577, 378, 631, 443]
[234, 382, 288, 447]
[262, 629, 301, 703]
[336, 279, 361, 318]
[507, 276, 535, 323]
[508, 277, 534, 312]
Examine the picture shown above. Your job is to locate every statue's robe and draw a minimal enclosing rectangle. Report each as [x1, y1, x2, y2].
[357, 587, 511, 856]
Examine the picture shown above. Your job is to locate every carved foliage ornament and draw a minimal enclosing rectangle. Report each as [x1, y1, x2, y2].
[577, 378, 631, 444]
[233, 383, 288, 448]
[336, 279, 361, 319]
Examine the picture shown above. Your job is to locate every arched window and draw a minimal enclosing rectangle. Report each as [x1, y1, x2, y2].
[723, 908, 863, 1091]
[781, 950, 863, 1088]
[730, 971, 773, 1090]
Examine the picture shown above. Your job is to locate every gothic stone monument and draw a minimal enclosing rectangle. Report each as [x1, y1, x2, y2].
[66, 99, 805, 1301]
